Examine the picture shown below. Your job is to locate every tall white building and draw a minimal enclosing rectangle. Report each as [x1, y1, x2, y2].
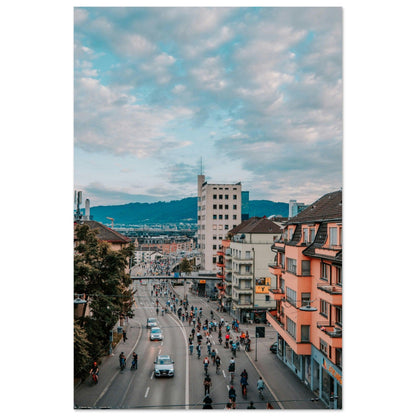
[197, 175, 244, 271]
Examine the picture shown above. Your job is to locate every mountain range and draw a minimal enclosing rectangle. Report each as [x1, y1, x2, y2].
[87, 197, 288, 226]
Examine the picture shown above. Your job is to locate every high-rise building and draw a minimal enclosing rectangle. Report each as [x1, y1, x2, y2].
[197, 175, 247, 271]
[288, 199, 308, 218]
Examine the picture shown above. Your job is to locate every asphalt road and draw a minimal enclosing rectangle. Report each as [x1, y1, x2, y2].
[74, 280, 277, 409]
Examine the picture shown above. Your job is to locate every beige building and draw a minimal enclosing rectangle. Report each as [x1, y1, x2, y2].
[218, 217, 283, 323]
[197, 175, 243, 271]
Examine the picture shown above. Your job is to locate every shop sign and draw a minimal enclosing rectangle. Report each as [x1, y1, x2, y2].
[323, 359, 342, 385]
[255, 277, 271, 294]
[199, 280, 206, 284]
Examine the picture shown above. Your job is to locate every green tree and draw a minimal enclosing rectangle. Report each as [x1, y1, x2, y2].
[74, 224, 134, 369]
[179, 257, 193, 275]
[74, 320, 92, 379]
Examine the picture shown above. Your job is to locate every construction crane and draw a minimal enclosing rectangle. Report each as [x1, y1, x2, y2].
[106, 217, 114, 228]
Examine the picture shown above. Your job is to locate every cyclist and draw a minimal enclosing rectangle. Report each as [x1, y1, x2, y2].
[231, 340, 237, 356]
[228, 385, 237, 409]
[131, 352, 138, 370]
[203, 374, 212, 395]
[240, 373, 248, 397]
[211, 347, 216, 364]
[203, 356, 210, 374]
[90, 362, 99, 383]
[119, 352, 126, 370]
[228, 357, 235, 382]
[215, 355, 221, 373]
[257, 377, 265, 398]
[203, 394, 213, 409]
[240, 369, 248, 381]
[196, 343, 202, 359]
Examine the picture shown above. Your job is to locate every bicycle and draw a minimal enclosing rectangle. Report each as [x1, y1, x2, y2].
[241, 383, 248, 399]
[204, 363, 209, 376]
[216, 364, 221, 375]
[258, 387, 264, 400]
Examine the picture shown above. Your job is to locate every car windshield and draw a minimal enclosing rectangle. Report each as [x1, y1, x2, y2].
[148, 318, 157, 323]
[151, 328, 161, 333]
[157, 357, 172, 364]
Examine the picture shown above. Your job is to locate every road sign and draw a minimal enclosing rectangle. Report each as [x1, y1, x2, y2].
[255, 326, 265, 338]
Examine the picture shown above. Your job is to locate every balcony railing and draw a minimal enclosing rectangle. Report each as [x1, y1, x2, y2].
[317, 283, 342, 295]
[317, 321, 342, 338]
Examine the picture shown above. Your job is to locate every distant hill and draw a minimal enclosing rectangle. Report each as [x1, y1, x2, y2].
[89, 197, 288, 226]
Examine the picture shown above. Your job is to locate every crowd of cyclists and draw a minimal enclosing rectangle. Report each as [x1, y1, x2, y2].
[90, 278, 270, 409]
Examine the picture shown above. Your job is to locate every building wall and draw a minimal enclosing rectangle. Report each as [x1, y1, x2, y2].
[197, 175, 242, 271]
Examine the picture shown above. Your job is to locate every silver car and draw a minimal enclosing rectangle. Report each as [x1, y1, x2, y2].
[146, 317, 158, 329]
[150, 327, 163, 341]
[154, 355, 174, 377]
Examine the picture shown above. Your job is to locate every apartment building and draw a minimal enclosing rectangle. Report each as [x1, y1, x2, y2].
[267, 190, 342, 409]
[197, 174, 247, 271]
[217, 217, 282, 322]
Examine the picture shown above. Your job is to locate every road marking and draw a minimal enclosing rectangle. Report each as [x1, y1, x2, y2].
[150, 372, 154, 380]
[223, 370, 226, 378]
[144, 387, 150, 398]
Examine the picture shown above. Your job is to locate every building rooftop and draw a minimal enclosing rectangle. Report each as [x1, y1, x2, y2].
[229, 216, 282, 236]
[287, 190, 342, 224]
[77, 220, 131, 244]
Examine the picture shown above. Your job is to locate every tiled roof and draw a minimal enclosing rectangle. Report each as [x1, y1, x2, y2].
[79, 220, 131, 244]
[287, 190, 342, 224]
[229, 217, 282, 235]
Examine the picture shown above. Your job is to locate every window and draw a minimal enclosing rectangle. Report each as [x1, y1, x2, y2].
[329, 227, 338, 246]
[225, 224, 229, 230]
[303, 228, 308, 243]
[286, 287, 297, 306]
[301, 292, 311, 307]
[301, 260, 311, 276]
[219, 204, 223, 209]
[287, 317, 296, 339]
[245, 251, 251, 259]
[233, 205, 237, 209]
[335, 267, 342, 286]
[233, 195, 237, 200]
[225, 215, 229, 220]
[265, 295, 270, 302]
[321, 263, 330, 281]
[225, 205, 229, 209]
[213, 204, 217, 209]
[320, 299, 329, 317]
[213, 194, 217, 199]
[287, 258, 297, 274]
[219, 195, 223, 199]
[225, 194, 229, 199]
[310, 228, 316, 242]
[233, 215, 237, 220]
[219, 215, 223, 220]
[212, 256, 217, 264]
[301, 325, 310, 342]
[335, 307, 342, 326]
[213, 245, 217, 250]
[213, 215, 217, 220]
[320, 339, 328, 356]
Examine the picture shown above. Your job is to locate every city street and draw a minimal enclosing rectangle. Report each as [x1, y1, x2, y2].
[74, 279, 326, 410]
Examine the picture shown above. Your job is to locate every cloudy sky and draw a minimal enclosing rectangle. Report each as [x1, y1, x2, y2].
[74, 7, 342, 207]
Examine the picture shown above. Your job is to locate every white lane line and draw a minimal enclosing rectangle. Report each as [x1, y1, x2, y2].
[168, 312, 189, 409]
[150, 372, 154, 380]
[223, 370, 226, 378]
[144, 387, 150, 398]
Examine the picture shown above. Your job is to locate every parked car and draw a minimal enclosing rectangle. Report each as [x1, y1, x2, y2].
[154, 355, 174, 377]
[146, 317, 158, 329]
[270, 342, 278, 354]
[150, 327, 163, 341]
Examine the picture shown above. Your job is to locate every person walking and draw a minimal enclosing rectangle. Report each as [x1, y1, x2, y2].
[122, 330, 127, 343]
[203, 374, 212, 395]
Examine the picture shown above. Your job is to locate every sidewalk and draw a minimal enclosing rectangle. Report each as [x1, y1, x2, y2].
[182, 288, 326, 410]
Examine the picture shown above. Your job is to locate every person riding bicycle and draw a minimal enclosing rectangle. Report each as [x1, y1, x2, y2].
[228, 385, 237, 408]
[231, 341, 237, 356]
[215, 355, 221, 371]
[228, 358, 235, 381]
[203, 356, 210, 370]
[240, 369, 248, 381]
[90, 362, 99, 379]
[240, 373, 248, 396]
[257, 377, 265, 396]
[119, 352, 126, 369]
[131, 352, 138, 370]
[203, 374, 212, 395]
[196, 343, 202, 359]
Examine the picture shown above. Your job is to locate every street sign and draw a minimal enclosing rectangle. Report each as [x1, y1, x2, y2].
[255, 326, 265, 338]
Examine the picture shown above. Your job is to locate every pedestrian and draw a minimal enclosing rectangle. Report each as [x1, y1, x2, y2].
[122, 330, 127, 343]
[202, 394, 213, 409]
[203, 374, 212, 395]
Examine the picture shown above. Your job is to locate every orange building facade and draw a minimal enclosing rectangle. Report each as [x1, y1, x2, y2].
[266, 191, 342, 409]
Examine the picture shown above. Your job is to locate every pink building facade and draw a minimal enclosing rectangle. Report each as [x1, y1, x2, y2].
[267, 191, 342, 409]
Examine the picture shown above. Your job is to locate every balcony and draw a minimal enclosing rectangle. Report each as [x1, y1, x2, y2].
[317, 283, 342, 306]
[268, 264, 284, 276]
[216, 271, 225, 279]
[217, 249, 225, 257]
[317, 321, 342, 350]
[269, 288, 285, 300]
[234, 286, 253, 295]
[234, 271, 253, 279]
[217, 261, 225, 268]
